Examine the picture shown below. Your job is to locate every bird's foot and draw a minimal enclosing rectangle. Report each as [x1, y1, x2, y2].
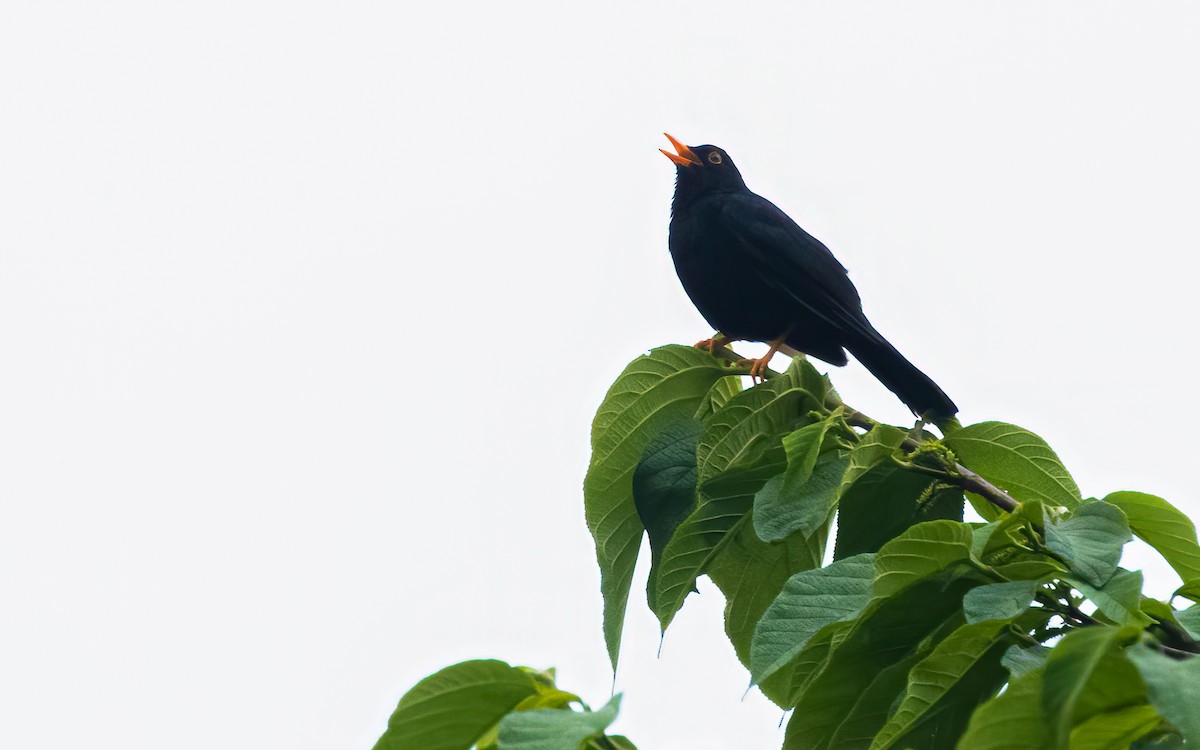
[734, 356, 771, 384]
[748, 356, 772, 382]
[694, 336, 731, 354]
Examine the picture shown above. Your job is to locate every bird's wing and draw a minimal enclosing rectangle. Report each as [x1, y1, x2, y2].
[717, 193, 886, 345]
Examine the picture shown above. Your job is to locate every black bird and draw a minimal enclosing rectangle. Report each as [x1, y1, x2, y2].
[661, 134, 957, 420]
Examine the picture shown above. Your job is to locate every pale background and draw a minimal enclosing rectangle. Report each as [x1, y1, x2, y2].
[2, 2, 1198, 748]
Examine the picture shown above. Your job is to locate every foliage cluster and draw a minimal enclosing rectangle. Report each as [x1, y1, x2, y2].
[375, 346, 1200, 749]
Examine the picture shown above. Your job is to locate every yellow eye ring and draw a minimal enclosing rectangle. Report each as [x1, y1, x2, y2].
[708, 152, 723, 165]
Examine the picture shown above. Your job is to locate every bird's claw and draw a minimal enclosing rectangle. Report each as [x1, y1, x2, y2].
[748, 356, 770, 382]
[734, 357, 770, 384]
[694, 336, 730, 354]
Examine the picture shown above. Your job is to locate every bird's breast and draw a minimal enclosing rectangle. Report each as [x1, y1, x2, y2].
[667, 201, 794, 341]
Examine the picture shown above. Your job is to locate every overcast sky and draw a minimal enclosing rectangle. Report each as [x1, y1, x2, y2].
[3, 3, 1199, 749]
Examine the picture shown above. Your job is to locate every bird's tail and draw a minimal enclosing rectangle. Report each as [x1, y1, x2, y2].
[844, 326, 958, 421]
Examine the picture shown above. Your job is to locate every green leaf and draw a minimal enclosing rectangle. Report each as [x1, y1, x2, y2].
[585, 345, 736, 669]
[750, 553, 875, 686]
[754, 452, 849, 543]
[776, 620, 854, 707]
[1176, 582, 1200, 603]
[1002, 643, 1050, 679]
[706, 512, 825, 680]
[782, 416, 836, 485]
[784, 571, 978, 747]
[1042, 626, 1144, 748]
[373, 660, 539, 750]
[1069, 569, 1153, 627]
[695, 360, 827, 487]
[871, 619, 1013, 750]
[964, 580, 1041, 624]
[834, 463, 965, 560]
[873, 520, 976, 599]
[942, 421, 1081, 509]
[753, 410, 848, 546]
[825, 652, 925, 749]
[1045, 501, 1132, 587]
[1177, 605, 1200, 640]
[837, 423, 908, 497]
[498, 695, 621, 750]
[651, 359, 825, 633]
[978, 500, 1046, 562]
[1128, 644, 1200, 744]
[694, 375, 743, 420]
[631, 418, 700, 606]
[972, 522, 994, 557]
[972, 502, 1069, 582]
[1069, 704, 1163, 750]
[477, 674, 582, 750]
[1104, 491, 1200, 596]
[956, 670, 1052, 750]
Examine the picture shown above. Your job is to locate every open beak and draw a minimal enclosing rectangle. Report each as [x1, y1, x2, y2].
[660, 133, 701, 167]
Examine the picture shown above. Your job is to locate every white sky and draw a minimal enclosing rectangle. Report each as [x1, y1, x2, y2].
[3, 2, 1199, 748]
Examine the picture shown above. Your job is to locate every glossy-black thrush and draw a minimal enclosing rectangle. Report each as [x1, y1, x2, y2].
[661, 134, 957, 420]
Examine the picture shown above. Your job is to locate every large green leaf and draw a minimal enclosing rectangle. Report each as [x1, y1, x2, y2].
[963, 580, 1041, 624]
[825, 651, 926, 749]
[780, 415, 836, 487]
[694, 358, 827, 486]
[651, 360, 825, 632]
[1069, 704, 1163, 750]
[749, 553, 875, 686]
[1069, 568, 1152, 627]
[1104, 491, 1200, 597]
[1044, 501, 1132, 587]
[585, 346, 735, 669]
[943, 421, 1081, 509]
[1128, 644, 1200, 744]
[631, 418, 700, 606]
[873, 520, 976, 599]
[706, 511, 825, 680]
[754, 452, 849, 543]
[1042, 626, 1145, 748]
[779, 620, 854, 707]
[871, 619, 1012, 750]
[837, 423, 908, 496]
[956, 670, 1051, 750]
[834, 462, 964, 561]
[497, 695, 621, 750]
[651, 459, 784, 631]
[753, 409, 848, 545]
[373, 660, 540, 750]
[784, 571, 978, 748]
[694, 373, 743, 420]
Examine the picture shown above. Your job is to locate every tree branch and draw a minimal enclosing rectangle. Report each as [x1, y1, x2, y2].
[840, 407, 1020, 514]
[707, 346, 1021, 514]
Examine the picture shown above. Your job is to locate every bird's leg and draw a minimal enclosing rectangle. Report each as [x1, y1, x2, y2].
[746, 336, 788, 382]
[694, 333, 733, 354]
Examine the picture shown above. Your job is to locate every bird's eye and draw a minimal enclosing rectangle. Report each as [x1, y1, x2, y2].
[708, 152, 723, 165]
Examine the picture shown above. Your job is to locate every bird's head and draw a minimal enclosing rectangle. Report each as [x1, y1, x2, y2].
[660, 134, 747, 197]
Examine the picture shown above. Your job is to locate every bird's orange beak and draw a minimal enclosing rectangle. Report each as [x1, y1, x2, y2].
[660, 133, 701, 167]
